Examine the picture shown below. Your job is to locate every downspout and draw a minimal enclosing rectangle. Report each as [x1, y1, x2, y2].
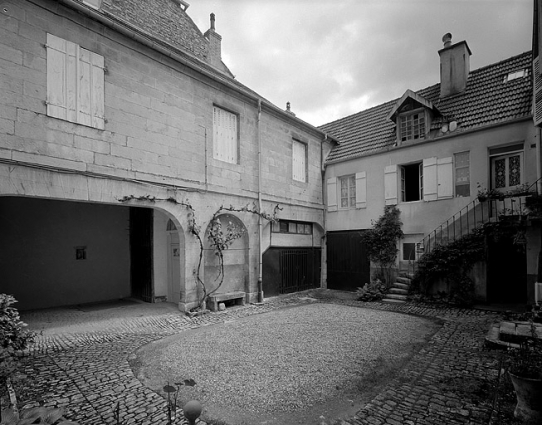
[321, 134, 327, 289]
[257, 99, 263, 302]
[537, 127, 542, 195]
[198, 124, 208, 190]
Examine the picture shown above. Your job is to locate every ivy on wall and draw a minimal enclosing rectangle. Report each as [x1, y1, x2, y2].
[118, 196, 281, 310]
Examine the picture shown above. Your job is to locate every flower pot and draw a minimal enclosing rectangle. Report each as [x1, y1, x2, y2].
[509, 371, 542, 423]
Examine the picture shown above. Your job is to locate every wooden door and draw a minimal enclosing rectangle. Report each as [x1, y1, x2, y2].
[327, 231, 370, 291]
[130, 208, 153, 302]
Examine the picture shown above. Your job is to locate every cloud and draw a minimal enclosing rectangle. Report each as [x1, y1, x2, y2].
[189, 0, 532, 127]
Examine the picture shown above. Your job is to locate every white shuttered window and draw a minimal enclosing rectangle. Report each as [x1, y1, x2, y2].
[213, 106, 238, 164]
[292, 140, 307, 182]
[46, 34, 104, 129]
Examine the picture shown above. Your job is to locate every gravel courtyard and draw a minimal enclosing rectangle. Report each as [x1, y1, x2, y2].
[133, 303, 440, 425]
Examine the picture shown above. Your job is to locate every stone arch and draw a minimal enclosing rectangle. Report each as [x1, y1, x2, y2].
[203, 213, 250, 298]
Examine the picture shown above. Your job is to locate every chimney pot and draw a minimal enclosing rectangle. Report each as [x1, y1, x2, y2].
[210, 13, 215, 31]
[442, 33, 452, 48]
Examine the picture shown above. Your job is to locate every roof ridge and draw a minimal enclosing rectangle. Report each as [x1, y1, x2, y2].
[468, 50, 532, 76]
[321, 49, 533, 163]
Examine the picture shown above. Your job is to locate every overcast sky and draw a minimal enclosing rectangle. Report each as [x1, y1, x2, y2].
[189, 0, 532, 127]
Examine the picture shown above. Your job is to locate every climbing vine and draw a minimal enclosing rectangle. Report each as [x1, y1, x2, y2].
[118, 196, 281, 310]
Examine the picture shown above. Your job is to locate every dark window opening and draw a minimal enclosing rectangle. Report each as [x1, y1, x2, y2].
[403, 243, 416, 261]
[401, 163, 423, 202]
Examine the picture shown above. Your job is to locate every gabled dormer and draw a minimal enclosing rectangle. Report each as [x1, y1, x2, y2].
[387, 90, 440, 145]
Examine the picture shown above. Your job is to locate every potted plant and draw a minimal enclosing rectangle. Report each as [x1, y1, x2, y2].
[507, 320, 542, 424]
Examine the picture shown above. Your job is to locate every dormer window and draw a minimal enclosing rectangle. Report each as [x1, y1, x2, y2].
[387, 91, 435, 146]
[400, 111, 425, 142]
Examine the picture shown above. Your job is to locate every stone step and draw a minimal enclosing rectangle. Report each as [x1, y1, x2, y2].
[390, 288, 408, 295]
[385, 293, 407, 301]
[396, 276, 412, 284]
[382, 298, 407, 304]
[392, 282, 409, 290]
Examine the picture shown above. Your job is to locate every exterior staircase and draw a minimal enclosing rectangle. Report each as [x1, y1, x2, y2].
[382, 274, 412, 303]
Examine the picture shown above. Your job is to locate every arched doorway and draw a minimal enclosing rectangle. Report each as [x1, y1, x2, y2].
[166, 219, 184, 304]
[204, 214, 249, 296]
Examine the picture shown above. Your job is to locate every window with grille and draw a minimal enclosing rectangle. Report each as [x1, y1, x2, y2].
[339, 175, 356, 208]
[292, 140, 307, 182]
[46, 34, 105, 129]
[454, 152, 470, 197]
[400, 112, 425, 142]
[213, 106, 238, 164]
[491, 153, 523, 190]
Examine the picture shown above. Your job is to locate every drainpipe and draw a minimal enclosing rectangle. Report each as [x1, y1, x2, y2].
[257, 99, 263, 302]
[198, 124, 208, 190]
[537, 128, 542, 195]
[321, 134, 327, 289]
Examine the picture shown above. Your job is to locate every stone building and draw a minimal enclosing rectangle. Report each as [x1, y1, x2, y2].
[0, 0, 335, 311]
[320, 35, 539, 304]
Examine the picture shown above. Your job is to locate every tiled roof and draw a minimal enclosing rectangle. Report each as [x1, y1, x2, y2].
[102, 0, 208, 61]
[320, 51, 533, 163]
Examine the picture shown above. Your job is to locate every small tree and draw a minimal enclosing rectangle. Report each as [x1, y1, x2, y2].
[360, 205, 403, 285]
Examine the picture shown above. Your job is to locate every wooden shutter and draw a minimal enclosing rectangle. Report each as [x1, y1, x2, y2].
[46, 34, 104, 129]
[213, 106, 237, 163]
[355, 171, 367, 209]
[437, 157, 453, 198]
[423, 157, 438, 201]
[47, 33, 70, 121]
[327, 177, 338, 212]
[384, 165, 398, 205]
[292, 140, 306, 182]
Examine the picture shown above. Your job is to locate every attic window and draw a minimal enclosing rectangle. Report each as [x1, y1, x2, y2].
[400, 112, 425, 142]
[174, 0, 190, 11]
[503, 68, 529, 82]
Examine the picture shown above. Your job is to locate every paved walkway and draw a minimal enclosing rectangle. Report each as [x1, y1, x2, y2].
[9, 292, 508, 425]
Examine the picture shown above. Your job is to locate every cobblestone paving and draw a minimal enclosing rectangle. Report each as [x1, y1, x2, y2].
[12, 294, 506, 425]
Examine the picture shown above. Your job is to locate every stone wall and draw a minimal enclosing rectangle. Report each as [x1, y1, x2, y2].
[0, 0, 331, 310]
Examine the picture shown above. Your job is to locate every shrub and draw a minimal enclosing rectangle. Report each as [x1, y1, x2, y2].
[360, 205, 403, 285]
[0, 294, 35, 380]
[356, 280, 387, 301]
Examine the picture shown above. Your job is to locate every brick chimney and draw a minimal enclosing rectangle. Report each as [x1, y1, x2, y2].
[204, 13, 222, 69]
[438, 33, 472, 98]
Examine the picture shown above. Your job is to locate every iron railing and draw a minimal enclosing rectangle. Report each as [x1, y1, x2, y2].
[418, 178, 542, 257]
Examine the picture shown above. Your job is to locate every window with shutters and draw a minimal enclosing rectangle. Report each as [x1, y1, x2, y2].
[454, 152, 470, 197]
[213, 106, 238, 164]
[401, 163, 423, 202]
[292, 140, 307, 182]
[339, 175, 356, 208]
[46, 34, 105, 129]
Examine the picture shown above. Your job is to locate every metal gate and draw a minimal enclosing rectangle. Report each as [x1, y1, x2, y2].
[327, 230, 370, 291]
[263, 247, 321, 297]
[130, 207, 154, 302]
